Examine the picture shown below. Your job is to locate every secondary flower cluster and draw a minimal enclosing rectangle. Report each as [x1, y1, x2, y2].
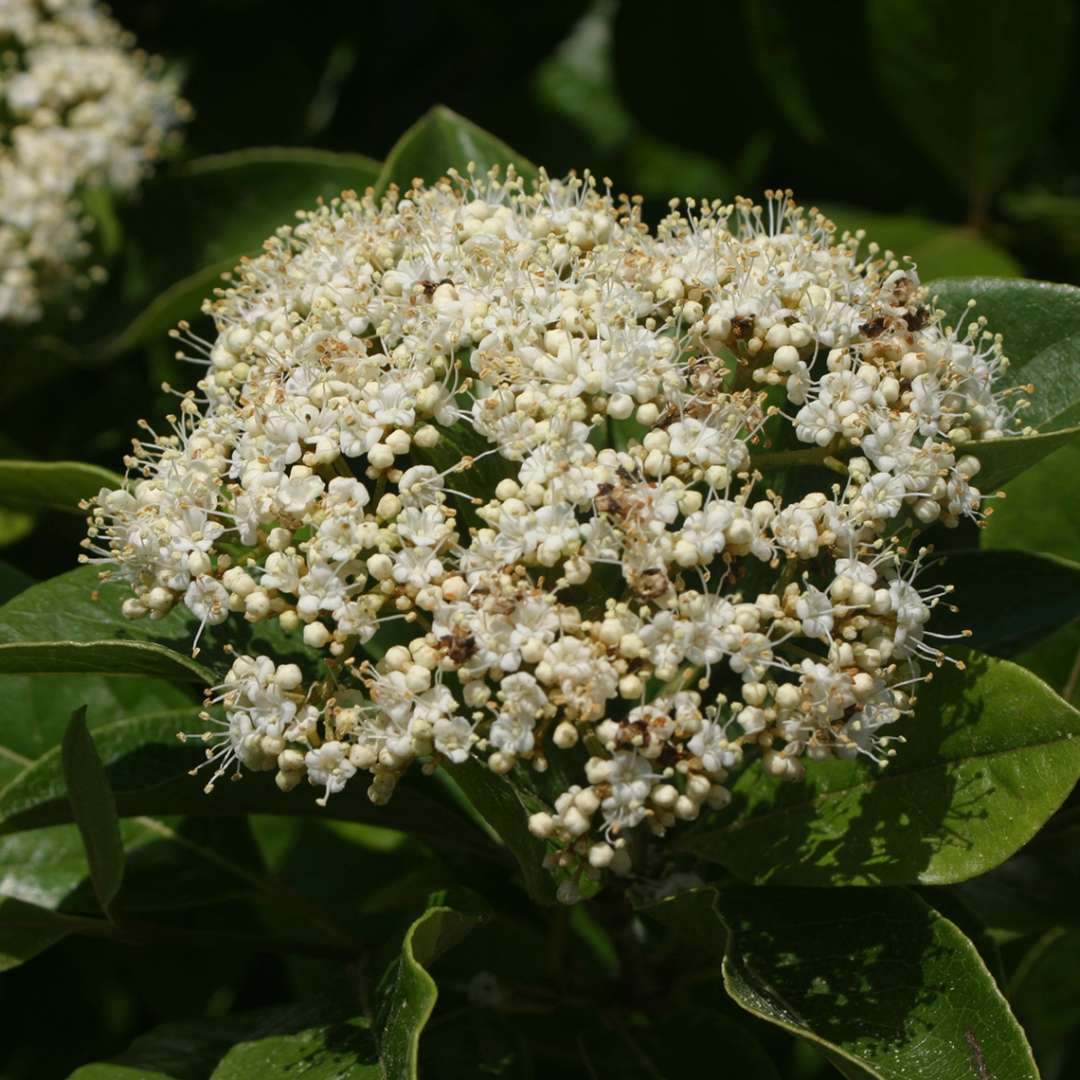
[83, 172, 1021, 898]
[0, 0, 187, 323]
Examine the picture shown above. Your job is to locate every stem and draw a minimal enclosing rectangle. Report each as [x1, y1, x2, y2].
[748, 445, 837, 471]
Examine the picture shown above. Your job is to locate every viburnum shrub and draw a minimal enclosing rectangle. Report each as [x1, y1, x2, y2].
[0, 98, 1078, 1077]
[82, 172, 1028, 899]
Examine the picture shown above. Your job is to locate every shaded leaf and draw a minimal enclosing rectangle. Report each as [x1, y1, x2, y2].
[0, 712, 499, 878]
[680, 651, 1080, 885]
[62, 707, 125, 915]
[1008, 927, 1080, 1079]
[73, 902, 482, 1080]
[920, 549, 1080, 656]
[868, 0, 1074, 202]
[951, 823, 1080, 934]
[0, 506, 33, 548]
[647, 886, 1037, 1080]
[0, 896, 69, 972]
[0, 641, 214, 684]
[0, 672, 192, 789]
[984, 439, 1080, 561]
[445, 758, 556, 904]
[0, 460, 121, 515]
[375, 106, 537, 194]
[0, 565, 315, 681]
[0, 560, 32, 604]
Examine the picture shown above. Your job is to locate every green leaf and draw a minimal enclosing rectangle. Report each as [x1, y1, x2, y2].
[0, 506, 33, 548]
[824, 206, 1020, 280]
[647, 886, 1038, 1080]
[867, 0, 1074, 203]
[1013, 621, 1080, 709]
[981, 439, 1080, 697]
[928, 277, 1080, 488]
[0, 711, 498, 876]
[0, 641, 214, 683]
[1008, 927, 1080, 1076]
[0, 817, 258, 915]
[375, 902, 483, 1079]
[444, 758, 556, 905]
[0, 560, 32, 603]
[0, 896, 69, 972]
[69, 999, 358, 1080]
[73, 902, 482, 1080]
[984, 439, 1080, 561]
[920, 549, 1080, 657]
[100, 148, 381, 357]
[0, 460, 121, 515]
[62, 707, 125, 915]
[952, 822, 1080, 934]
[680, 651, 1080, 885]
[99, 258, 238, 359]
[375, 105, 537, 194]
[210, 1018, 381, 1080]
[931, 278, 1080, 431]
[0, 672, 191, 789]
[964, 428, 1080, 492]
[0, 565, 314, 681]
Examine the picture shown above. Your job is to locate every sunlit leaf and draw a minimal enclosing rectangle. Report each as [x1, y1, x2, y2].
[681, 651, 1080, 885]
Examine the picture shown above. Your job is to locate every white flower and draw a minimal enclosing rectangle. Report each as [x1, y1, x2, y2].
[83, 178, 1015, 889]
[0, 0, 187, 322]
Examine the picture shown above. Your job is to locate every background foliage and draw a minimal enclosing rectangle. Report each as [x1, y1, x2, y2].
[1, 1, 1078, 1077]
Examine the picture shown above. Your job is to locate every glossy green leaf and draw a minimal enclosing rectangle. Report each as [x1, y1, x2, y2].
[0, 896, 69, 972]
[919, 549, 1080, 656]
[375, 105, 537, 194]
[0, 565, 314, 681]
[928, 277, 1080, 487]
[62, 707, 125, 915]
[0, 460, 121, 515]
[984, 440, 1080, 560]
[931, 278, 1080, 432]
[868, 0, 1074, 203]
[0, 641, 214, 683]
[375, 902, 483, 1079]
[210, 1018, 381, 1079]
[680, 651, 1080, 885]
[647, 886, 1038, 1080]
[963, 428, 1080, 492]
[69, 999, 356, 1080]
[0, 672, 191, 789]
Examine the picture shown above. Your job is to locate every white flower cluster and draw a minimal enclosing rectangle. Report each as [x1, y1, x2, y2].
[83, 173, 1022, 898]
[0, 0, 188, 322]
